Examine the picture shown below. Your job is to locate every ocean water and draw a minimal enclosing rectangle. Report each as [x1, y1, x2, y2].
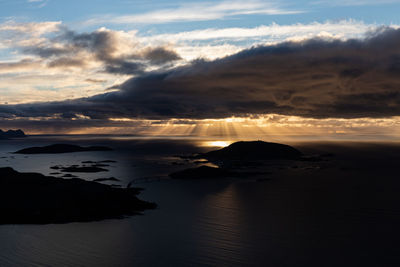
[1, 136, 400, 266]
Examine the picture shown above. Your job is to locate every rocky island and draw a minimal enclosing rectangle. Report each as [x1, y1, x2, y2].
[201, 141, 302, 161]
[0, 129, 26, 140]
[0, 167, 156, 224]
[172, 141, 303, 179]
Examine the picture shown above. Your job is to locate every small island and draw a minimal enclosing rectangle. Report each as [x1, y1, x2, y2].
[0, 167, 156, 224]
[15, 144, 112, 154]
[51, 165, 109, 173]
[0, 129, 26, 140]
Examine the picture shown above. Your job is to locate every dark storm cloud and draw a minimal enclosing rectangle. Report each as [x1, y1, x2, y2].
[85, 78, 107, 83]
[0, 117, 150, 134]
[19, 27, 181, 74]
[23, 46, 71, 58]
[143, 47, 181, 65]
[104, 60, 144, 75]
[48, 57, 87, 68]
[2, 27, 400, 121]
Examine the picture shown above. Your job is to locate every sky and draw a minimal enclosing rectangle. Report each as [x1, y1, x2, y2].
[1, 0, 400, 137]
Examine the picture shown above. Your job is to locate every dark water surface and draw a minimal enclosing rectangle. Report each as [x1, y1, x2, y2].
[1, 136, 400, 266]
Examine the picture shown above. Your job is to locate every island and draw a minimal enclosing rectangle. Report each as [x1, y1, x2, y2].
[0, 167, 156, 224]
[0, 129, 26, 140]
[15, 144, 112, 154]
[201, 141, 302, 161]
[51, 165, 109, 173]
[171, 141, 303, 179]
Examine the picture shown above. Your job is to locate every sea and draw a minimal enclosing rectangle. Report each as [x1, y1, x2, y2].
[1, 135, 400, 267]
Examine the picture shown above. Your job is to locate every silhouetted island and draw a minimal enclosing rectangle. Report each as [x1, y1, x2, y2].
[171, 141, 303, 179]
[62, 166, 109, 173]
[51, 164, 109, 173]
[15, 144, 112, 154]
[201, 141, 302, 161]
[0, 167, 155, 224]
[0, 129, 26, 139]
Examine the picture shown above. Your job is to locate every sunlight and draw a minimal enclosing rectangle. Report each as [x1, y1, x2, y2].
[203, 141, 231, 147]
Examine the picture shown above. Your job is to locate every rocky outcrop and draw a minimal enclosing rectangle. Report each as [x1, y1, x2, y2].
[0, 167, 155, 224]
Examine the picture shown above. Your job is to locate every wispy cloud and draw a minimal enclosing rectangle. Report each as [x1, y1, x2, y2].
[141, 20, 376, 42]
[27, 0, 49, 8]
[84, 0, 302, 26]
[313, 0, 400, 7]
[140, 20, 387, 60]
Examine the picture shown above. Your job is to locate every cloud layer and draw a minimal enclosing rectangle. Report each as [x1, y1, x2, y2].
[1, 27, 400, 124]
[84, 0, 301, 26]
[0, 20, 381, 105]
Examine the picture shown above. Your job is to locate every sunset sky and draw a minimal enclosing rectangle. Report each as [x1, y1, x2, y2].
[1, 0, 400, 137]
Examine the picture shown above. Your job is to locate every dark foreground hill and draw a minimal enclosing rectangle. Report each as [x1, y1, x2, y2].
[0, 167, 155, 224]
[15, 144, 112, 154]
[202, 141, 302, 161]
[0, 129, 26, 139]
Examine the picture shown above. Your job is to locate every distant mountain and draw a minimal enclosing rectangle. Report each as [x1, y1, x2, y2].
[0, 129, 26, 139]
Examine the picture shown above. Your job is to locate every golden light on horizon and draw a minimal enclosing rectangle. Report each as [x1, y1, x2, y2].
[12, 115, 400, 141]
[203, 141, 231, 147]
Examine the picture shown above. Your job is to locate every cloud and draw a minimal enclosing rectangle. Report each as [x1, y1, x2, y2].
[0, 20, 399, 109]
[27, 0, 49, 8]
[8, 26, 182, 74]
[85, 78, 107, 83]
[0, 21, 60, 36]
[84, 0, 302, 26]
[143, 20, 375, 43]
[2, 114, 400, 137]
[142, 47, 182, 65]
[313, 0, 400, 7]
[0, 21, 184, 103]
[140, 20, 388, 61]
[0, 59, 43, 73]
[2, 27, 400, 123]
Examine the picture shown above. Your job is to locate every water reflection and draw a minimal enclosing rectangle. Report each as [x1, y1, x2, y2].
[2, 137, 400, 266]
[194, 183, 249, 265]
